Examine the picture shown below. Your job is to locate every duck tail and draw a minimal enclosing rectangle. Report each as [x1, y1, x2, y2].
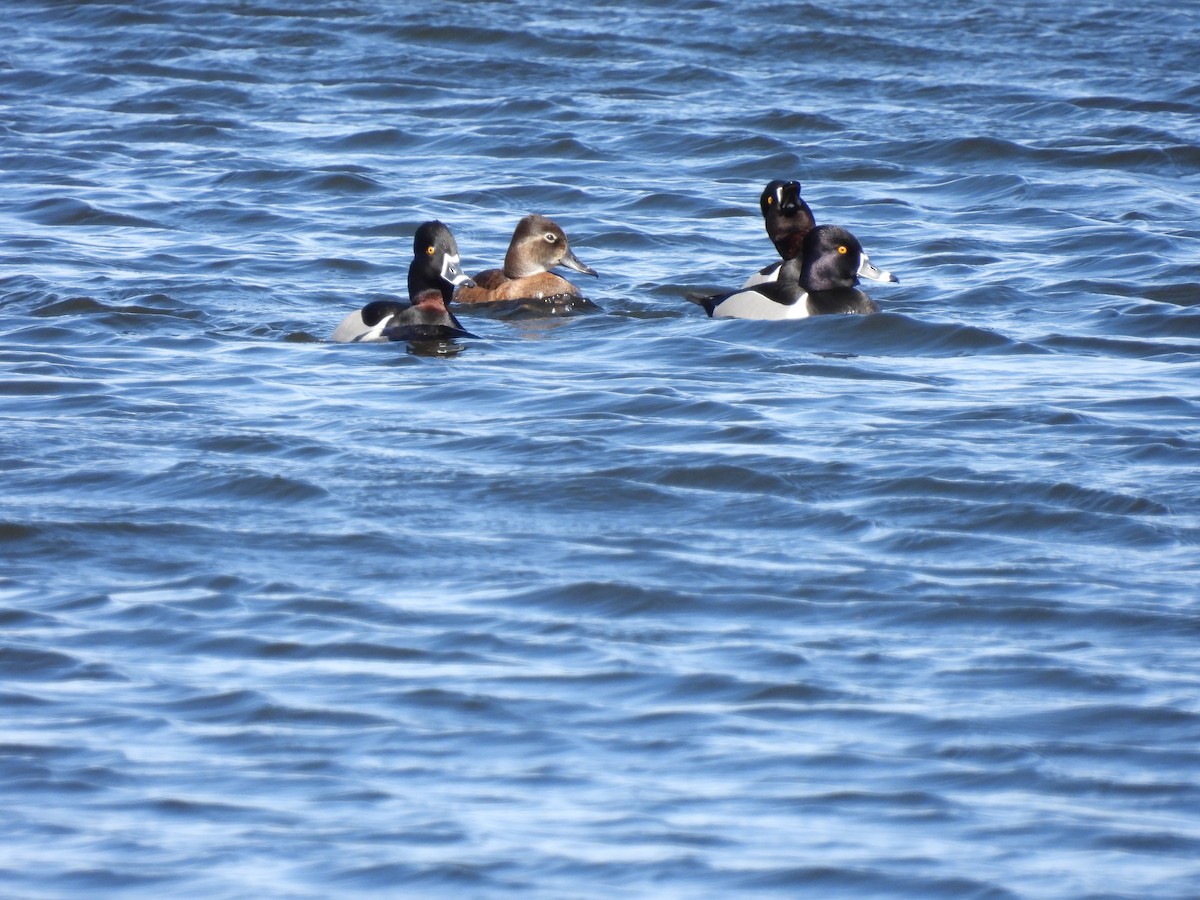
[684, 291, 720, 317]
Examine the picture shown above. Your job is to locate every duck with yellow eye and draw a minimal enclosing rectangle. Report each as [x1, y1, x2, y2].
[687, 224, 898, 320]
[330, 220, 476, 342]
[742, 179, 816, 288]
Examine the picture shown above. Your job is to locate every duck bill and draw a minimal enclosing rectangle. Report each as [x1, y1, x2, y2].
[559, 248, 597, 277]
[857, 252, 898, 284]
[441, 253, 476, 287]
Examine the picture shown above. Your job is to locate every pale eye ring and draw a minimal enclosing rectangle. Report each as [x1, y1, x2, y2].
[544, 232, 558, 243]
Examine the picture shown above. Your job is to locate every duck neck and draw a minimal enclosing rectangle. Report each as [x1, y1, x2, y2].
[773, 224, 812, 261]
[504, 245, 545, 278]
[777, 255, 804, 286]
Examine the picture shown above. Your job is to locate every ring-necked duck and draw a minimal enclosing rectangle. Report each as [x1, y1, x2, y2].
[453, 213, 597, 304]
[742, 179, 816, 288]
[689, 224, 898, 320]
[330, 220, 475, 343]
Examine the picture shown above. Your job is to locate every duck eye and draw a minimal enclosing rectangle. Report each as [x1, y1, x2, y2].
[837, 245, 848, 255]
[425, 245, 436, 256]
[765, 196, 774, 206]
[544, 232, 558, 243]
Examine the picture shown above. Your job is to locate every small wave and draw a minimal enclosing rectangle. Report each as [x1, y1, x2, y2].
[108, 83, 258, 115]
[32, 293, 203, 322]
[319, 128, 423, 153]
[1000, 703, 1200, 743]
[789, 312, 1028, 358]
[1140, 284, 1200, 309]
[0, 68, 120, 96]
[97, 60, 263, 85]
[511, 580, 712, 617]
[0, 646, 125, 682]
[731, 863, 1014, 899]
[937, 660, 1141, 696]
[205, 693, 391, 728]
[41, 868, 176, 894]
[217, 168, 384, 196]
[18, 197, 165, 229]
[331, 860, 503, 892]
[1038, 331, 1200, 359]
[130, 462, 330, 505]
[102, 118, 240, 146]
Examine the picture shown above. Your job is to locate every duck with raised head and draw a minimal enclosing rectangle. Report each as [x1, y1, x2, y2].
[330, 220, 475, 343]
[453, 213, 597, 304]
[742, 179, 817, 288]
[689, 224, 898, 320]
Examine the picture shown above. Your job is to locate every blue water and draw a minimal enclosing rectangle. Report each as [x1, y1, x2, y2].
[3, 0, 1200, 896]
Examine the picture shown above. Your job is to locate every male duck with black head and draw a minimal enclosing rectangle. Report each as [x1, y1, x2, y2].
[453, 213, 598, 311]
[690, 224, 898, 320]
[330, 220, 476, 343]
[743, 179, 817, 287]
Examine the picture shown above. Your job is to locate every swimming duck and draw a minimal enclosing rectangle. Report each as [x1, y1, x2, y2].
[689, 224, 898, 320]
[742, 179, 816, 288]
[453, 213, 597, 304]
[330, 220, 475, 343]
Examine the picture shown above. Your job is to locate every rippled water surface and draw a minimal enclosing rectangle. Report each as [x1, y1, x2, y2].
[3, 1, 1200, 896]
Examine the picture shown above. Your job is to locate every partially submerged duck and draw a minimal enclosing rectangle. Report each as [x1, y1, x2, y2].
[330, 220, 475, 343]
[689, 224, 897, 320]
[453, 213, 597, 306]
